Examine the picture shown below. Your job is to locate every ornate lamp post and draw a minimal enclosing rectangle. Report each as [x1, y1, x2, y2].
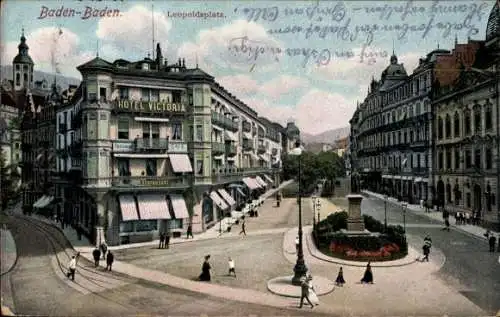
[290, 140, 308, 285]
[384, 194, 388, 232]
[401, 202, 407, 234]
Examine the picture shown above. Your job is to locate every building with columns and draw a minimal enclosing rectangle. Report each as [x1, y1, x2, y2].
[46, 44, 288, 245]
[432, 2, 500, 230]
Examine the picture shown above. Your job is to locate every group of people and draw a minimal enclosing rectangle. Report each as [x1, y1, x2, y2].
[198, 255, 237, 282]
[159, 232, 171, 249]
[92, 242, 114, 271]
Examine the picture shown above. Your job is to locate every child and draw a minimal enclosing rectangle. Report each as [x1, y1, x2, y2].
[335, 267, 345, 286]
[228, 257, 236, 277]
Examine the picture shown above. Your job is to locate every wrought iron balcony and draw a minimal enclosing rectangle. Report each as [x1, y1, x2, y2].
[211, 112, 239, 132]
[212, 142, 225, 155]
[211, 167, 275, 185]
[82, 175, 189, 189]
[136, 138, 169, 150]
[242, 121, 252, 132]
[243, 141, 254, 151]
[412, 167, 427, 175]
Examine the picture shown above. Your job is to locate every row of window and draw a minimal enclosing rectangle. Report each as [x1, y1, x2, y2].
[359, 125, 429, 150]
[360, 152, 429, 170]
[437, 105, 494, 140]
[117, 87, 182, 103]
[437, 148, 494, 170]
[361, 101, 429, 131]
[441, 182, 494, 211]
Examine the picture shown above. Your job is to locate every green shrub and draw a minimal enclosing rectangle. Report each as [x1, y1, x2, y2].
[330, 233, 382, 251]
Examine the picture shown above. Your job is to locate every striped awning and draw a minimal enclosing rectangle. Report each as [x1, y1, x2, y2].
[119, 195, 139, 221]
[218, 188, 236, 206]
[137, 194, 171, 220]
[263, 174, 274, 183]
[169, 154, 193, 173]
[169, 194, 190, 219]
[237, 188, 246, 197]
[259, 155, 269, 162]
[250, 177, 263, 188]
[242, 177, 259, 190]
[255, 176, 267, 187]
[210, 191, 229, 210]
[225, 130, 238, 141]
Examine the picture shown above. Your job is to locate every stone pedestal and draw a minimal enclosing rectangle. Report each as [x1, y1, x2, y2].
[346, 194, 365, 232]
[95, 226, 105, 247]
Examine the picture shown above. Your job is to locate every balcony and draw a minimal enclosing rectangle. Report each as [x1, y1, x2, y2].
[112, 140, 135, 152]
[211, 112, 239, 132]
[242, 121, 251, 132]
[271, 148, 278, 156]
[410, 140, 427, 148]
[257, 144, 266, 154]
[136, 138, 169, 151]
[226, 144, 237, 156]
[212, 142, 225, 155]
[168, 141, 188, 153]
[412, 167, 427, 175]
[58, 123, 67, 134]
[83, 176, 189, 189]
[211, 167, 275, 185]
[68, 142, 82, 157]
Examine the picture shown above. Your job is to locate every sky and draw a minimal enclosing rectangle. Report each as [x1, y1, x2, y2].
[0, 0, 495, 135]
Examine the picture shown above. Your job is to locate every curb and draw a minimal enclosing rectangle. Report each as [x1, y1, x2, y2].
[0, 228, 19, 277]
[302, 227, 418, 268]
[361, 191, 494, 242]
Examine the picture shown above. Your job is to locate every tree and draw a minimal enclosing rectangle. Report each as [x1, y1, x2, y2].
[0, 150, 15, 210]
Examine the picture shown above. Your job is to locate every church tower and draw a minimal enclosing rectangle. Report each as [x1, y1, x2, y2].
[12, 29, 34, 91]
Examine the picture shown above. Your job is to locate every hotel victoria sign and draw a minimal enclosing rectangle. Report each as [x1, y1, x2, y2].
[114, 100, 187, 113]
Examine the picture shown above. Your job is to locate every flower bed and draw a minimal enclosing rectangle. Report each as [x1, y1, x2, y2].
[320, 240, 405, 262]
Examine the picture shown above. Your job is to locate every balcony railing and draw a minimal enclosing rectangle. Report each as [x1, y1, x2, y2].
[412, 167, 427, 175]
[211, 112, 239, 132]
[212, 142, 225, 155]
[211, 167, 275, 184]
[243, 141, 254, 151]
[83, 176, 189, 188]
[136, 138, 169, 150]
[58, 123, 67, 134]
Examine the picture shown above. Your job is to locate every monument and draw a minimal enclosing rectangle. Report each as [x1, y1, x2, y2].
[341, 174, 371, 236]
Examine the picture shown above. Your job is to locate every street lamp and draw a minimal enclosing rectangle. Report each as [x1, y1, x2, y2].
[401, 202, 407, 234]
[384, 194, 388, 232]
[289, 140, 308, 285]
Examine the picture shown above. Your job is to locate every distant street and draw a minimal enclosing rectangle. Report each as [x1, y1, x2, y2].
[359, 195, 500, 314]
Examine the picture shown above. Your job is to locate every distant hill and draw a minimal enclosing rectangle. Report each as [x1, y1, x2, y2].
[302, 126, 350, 144]
[1, 65, 81, 89]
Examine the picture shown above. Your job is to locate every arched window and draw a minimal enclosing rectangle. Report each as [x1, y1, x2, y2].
[445, 114, 451, 138]
[454, 112, 460, 137]
[15, 73, 20, 86]
[446, 182, 452, 203]
[473, 104, 481, 133]
[485, 103, 493, 131]
[438, 117, 443, 139]
[464, 110, 471, 135]
[23, 73, 28, 83]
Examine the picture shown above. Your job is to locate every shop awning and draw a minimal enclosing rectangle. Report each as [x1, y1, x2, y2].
[169, 154, 193, 173]
[242, 177, 259, 190]
[137, 194, 170, 220]
[225, 130, 238, 141]
[250, 153, 259, 161]
[227, 157, 235, 161]
[259, 155, 269, 162]
[33, 196, 47, 208]
[214, 155, 224, 160]
[119, 195, 139, 221]
[169, 194, 190, 219]
[210, 191, 229, 210]
[255, 176, 267, 187]
[250, 177, 263, 188]
[243, 132, 252, 139]
[218, 188, 236, 206]
[263, 174, 274, 183]
[394, 175, 402, 179]
[421, 178, 429, 182]
[33, 196, 54, 209]
[237, 188, 246, 197]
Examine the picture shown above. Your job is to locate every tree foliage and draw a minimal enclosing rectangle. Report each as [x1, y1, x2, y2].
[0, 150, 15, 209]
[282, 151, 346, 195]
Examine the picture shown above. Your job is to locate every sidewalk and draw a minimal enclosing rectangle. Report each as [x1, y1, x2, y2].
[362, 190, 499, 240]
[1, 226, 17, 316]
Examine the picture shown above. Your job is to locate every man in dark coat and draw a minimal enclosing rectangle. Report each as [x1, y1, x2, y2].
[100, 242, 107, 260]
[159, 232, 165, 249]
[92, 248, 101, 267]
[165, 232, 171, 249]
[106, 251, 114, 271]
[489, 235, 496, 252]
[186, 225, 194, 239]
[422, 235, 432, 262]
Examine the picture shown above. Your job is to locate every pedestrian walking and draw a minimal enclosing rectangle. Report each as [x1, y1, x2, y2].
[489, 235, 496, 252]
[186, 224, 194, 239]
[165, 232, 171, 249]
[100, 241, 108, 260]
[307, 274, 319, 306]
[442, 209, 450, 231]
[76, 224, 82, 241]
[228, 257, 236, 277]
[298, 276, 314, 309]
[360, 261, 374, 284]
[106, 251, 114, 271]
[199, 255, 212, 281]
[159, 232, 165, 249]
[422, 235, 432, 262]
[66, 253, 79, 281]
[92, 248, 101, 267]
[239, 219, 246, 236]
[335, 267, 345, 286]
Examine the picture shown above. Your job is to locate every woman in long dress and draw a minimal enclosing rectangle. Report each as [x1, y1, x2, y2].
[360, 261, 373, 284]
[199, 255, 212, 281]
[306, 275, 320, 306]
[335, 267, 346, 286]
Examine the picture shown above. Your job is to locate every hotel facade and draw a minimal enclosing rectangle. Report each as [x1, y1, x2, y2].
[34, 44, 292, 245]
